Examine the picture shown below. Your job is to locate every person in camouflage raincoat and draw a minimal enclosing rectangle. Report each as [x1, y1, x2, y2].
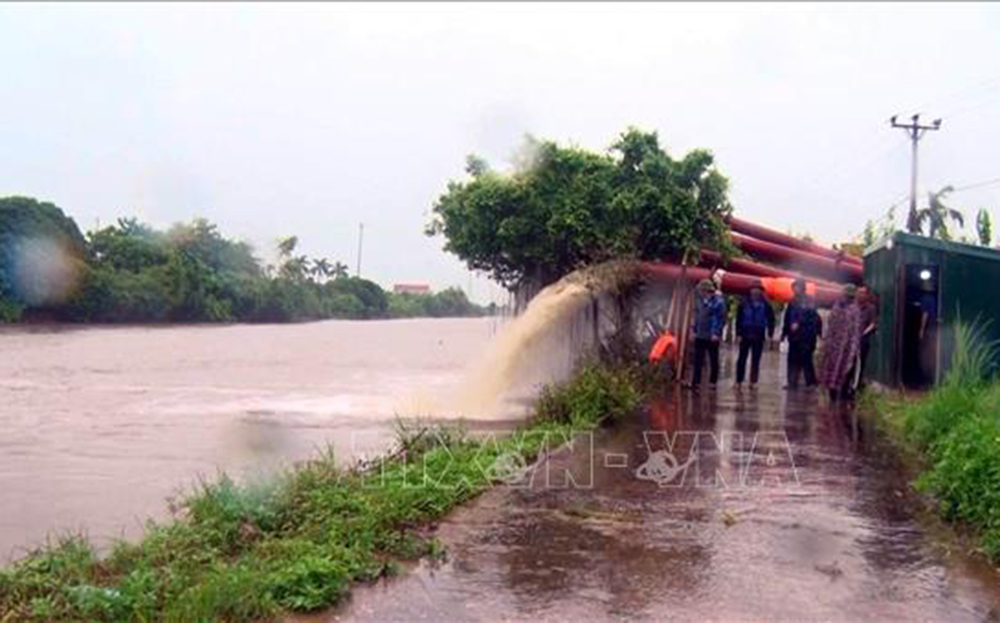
[820, 284, 862, 401]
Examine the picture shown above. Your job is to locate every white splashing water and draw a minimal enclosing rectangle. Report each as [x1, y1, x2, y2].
[400, 264, 638, 421]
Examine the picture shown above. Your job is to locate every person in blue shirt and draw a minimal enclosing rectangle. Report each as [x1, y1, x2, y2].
[781, 279, 822, 389]
[734, 282, 776, 389]
[688, 279, 727, 390]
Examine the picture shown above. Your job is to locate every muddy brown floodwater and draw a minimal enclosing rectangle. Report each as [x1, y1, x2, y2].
[330, 351, 1000, 623]
[0, 318, 498, 562]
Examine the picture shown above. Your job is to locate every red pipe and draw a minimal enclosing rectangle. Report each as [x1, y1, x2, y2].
[728, 216, 862, 266]
[731, 233, 864, 284]
[640, 262, 844, 307]
[698, 250, 844, 289]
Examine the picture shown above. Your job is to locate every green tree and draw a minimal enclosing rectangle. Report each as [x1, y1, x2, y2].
[426, 128, 732, 290]
[3, 197, 482, 324]
[325, 277, 388, 318]
[275, 237, 311, 282]
[0, 196, 87, 320]
[331, 261, 350, 280]
[87, 221, 169, 272]
[168, 219, 260, 276]
[977, 208, 993, 246]
[311, 258, 332, 282]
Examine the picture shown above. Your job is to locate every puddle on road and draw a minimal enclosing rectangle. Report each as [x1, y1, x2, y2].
[328, 353, 1000, 622]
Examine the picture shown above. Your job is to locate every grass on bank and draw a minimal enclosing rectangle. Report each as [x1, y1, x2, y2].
[869, 320, 1000, 563]
[0, 360, 651, 622]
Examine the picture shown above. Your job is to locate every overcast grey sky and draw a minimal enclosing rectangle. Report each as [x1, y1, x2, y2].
[2, 3, 999, 302]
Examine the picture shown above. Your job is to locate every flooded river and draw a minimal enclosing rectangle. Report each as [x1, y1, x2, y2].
[0, 318, 497, 561]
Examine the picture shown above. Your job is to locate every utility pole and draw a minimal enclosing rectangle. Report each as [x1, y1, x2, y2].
[356, 222, 364, 278]
[890, 114, 942, 233]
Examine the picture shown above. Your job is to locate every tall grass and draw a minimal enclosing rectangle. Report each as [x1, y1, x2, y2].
[877, 317, 1000, 562]
[948, 316, 1000, 387]
[0, 359, 650, 621]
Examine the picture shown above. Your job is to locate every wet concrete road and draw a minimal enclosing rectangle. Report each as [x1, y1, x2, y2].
[330, 351, 1000, 622]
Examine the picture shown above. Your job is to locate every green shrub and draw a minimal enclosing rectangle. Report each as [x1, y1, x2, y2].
[877, 320, 1000, 563]
[266, 555, 349, 611]
[536, 360, 644, 426]
[164, 564, 277, 622]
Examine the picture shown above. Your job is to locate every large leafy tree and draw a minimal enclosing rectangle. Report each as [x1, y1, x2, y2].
[426, 128, 733, 290]
[87, 219, 170, 273]
[168, 218, 260, 276]
[0, 196, 87, 318]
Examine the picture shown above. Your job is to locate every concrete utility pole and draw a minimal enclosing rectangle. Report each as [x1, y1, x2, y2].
[890, 114, 942, 233]
[356, 222, 364, 278]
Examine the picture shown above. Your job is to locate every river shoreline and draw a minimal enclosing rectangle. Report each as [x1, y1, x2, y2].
[0, 318, 497, 562]
[0, 360, 644, 620]
[1, 314, 497, 330]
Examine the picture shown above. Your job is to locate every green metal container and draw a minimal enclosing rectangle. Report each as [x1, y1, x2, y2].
[864, 232, 1000, 388]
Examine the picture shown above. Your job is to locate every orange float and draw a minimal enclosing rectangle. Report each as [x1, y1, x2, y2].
[648, 331, 678, 363]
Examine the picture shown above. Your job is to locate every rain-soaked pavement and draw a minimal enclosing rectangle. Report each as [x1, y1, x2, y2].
[329, 350, 1000, 622]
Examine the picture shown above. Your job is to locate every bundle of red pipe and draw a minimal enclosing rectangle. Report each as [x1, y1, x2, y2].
[642, 216, 864, 306]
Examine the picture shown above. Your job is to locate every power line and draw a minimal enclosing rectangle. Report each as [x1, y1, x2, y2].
[912, 75, 1000, 119]
[791, 132, 905, 206]
[944, 91, 1000, 122]
[950, 177, 1000, 193]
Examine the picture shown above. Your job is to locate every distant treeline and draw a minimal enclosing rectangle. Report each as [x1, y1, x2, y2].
[0, 196, 490, 323]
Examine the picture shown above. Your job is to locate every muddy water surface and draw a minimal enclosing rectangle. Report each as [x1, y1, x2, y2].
[0, 318, 496, 561]
[332, 351, 1000, 622]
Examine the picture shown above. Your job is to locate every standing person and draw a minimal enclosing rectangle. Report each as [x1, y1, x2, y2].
[802, 295, 822, 387]
[821, 284, 863, 402]
[687, 279, 726, 391]
[858, 290, 878, 388]
[734, 282, 776, 390]
[916, 283, 939, 386]
[781, 279, 821, 389]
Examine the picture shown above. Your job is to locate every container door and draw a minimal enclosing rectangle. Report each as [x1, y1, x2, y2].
[901, 264, 940, 388]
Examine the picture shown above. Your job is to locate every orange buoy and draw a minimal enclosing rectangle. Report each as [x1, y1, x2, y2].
[760, 277, 818, 304]
[649, 331, 678, 363]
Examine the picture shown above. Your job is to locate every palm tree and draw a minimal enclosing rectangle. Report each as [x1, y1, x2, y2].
[280, 255, 310, 281]
[311, 258, 332, 282]
[914, 186, 964, 240]
[331, 261, 349, 280]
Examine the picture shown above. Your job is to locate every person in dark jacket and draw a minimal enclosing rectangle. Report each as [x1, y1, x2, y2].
[782, 280, 822, 389]
[688, 279, 726, 390]
[734, 282, 776, 389]
[857, 290, 878, 389]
